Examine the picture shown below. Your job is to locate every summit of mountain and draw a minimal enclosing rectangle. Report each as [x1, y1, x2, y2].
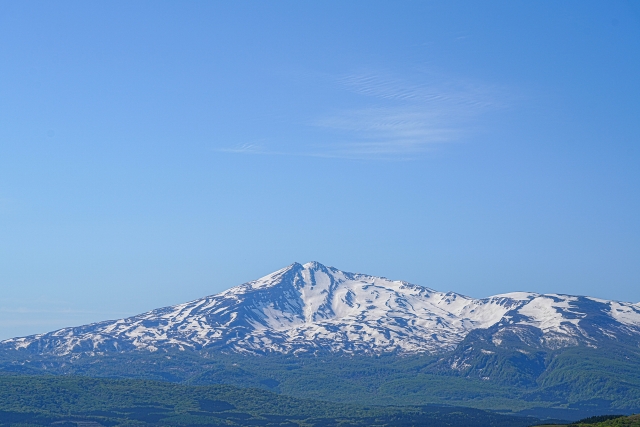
[3, 261, 640, 357]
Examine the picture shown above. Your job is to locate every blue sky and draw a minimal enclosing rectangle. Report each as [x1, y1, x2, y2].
[1, 1, 639, 340]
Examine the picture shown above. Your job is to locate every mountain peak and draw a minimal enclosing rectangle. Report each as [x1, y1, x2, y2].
[4, 262, 640, 356]
[301, 261, 329, 271]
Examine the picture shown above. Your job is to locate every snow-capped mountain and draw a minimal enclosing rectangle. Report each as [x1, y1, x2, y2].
[3, 261, 640, 356]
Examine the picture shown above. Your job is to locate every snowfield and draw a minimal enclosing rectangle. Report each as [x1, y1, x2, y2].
[4, 262, 640, 356]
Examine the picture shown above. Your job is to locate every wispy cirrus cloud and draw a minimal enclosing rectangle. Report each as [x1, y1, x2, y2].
[310, 71, 505, 159]
[337, 71, 498, 107]
[216, 143, 268, 155]
[217, 70, 508, 160]
[312, 106, 460, 158]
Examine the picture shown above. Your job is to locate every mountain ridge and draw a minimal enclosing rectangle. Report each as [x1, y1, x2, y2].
[3, 261, 640, 357]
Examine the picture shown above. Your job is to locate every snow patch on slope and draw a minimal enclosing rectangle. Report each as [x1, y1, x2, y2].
[3, 262, 640, 356]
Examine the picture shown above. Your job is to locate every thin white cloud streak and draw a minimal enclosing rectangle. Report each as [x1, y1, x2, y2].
[311, 71, 504, 159]
[216, 143, 266, 154]
[218, 70, 508, 160]
[337, 72, 499, 108]
[312, 107, 460, 158]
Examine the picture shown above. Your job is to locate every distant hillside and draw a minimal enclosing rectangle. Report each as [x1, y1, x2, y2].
[2, 346, 640, 421]
[0, 374, 539, 427]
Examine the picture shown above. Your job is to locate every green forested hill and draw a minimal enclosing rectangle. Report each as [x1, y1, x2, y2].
[3, 342, 640, 420]
[0, 374, 539, 427]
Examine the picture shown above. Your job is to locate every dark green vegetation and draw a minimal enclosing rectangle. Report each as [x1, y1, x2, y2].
[572, 414, 640, 426]
[2, 340, 640, 421]
[537, 414, 640, 427]
[0, 374, 540, 427]
[570, 415, 626, 424]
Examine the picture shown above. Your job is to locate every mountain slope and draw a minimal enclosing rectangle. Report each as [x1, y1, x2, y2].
[3, 262, 640, 356]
